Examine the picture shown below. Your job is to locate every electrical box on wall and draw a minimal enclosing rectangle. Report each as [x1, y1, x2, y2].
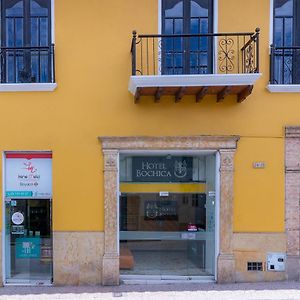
[267, 252, 286, 271]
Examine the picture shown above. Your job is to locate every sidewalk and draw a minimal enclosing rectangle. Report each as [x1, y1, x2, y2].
[1, 282, 300, 300]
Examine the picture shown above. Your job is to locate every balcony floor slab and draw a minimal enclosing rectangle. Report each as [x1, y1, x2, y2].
[129, 74, 261, 103]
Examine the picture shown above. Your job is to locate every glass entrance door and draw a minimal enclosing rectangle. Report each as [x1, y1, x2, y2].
[120, 192, 215, 277]
[119, 153, 216, 279]
[5, 199, 52, 284]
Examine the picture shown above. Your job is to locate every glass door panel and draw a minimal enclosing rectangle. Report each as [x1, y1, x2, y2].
[119, 153, 216, 278]
[5, 199, 52, 283]
[119, 192, 214, 277]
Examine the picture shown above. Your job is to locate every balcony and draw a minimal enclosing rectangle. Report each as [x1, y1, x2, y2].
[129, 29, 261, 103]
[269, 45, 300, 92]
[0, 44, 56, 91]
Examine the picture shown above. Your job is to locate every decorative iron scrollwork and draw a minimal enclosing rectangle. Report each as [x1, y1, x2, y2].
[244, 43, 255, 73]
[218, 37, 235, 73]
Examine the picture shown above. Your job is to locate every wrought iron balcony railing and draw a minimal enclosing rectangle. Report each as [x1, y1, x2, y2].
[131, 29, 260, 76]
[270, 45, 300, 84]
[0, 44, 55, 84]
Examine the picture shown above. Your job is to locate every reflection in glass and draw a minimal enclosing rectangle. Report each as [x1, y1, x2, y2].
[119, 154, 216, 278]
[275, 0, 293, 16]
[2, 0, 51, 83]
[5, 199, 52, 283]
[162, 0, 212, 74]
[165, 0, 183, 17]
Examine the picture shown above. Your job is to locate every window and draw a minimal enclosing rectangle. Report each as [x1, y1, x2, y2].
[1, 0, 53, 83]
[161, 0, 214, 75]
[272, 0, 300, 84]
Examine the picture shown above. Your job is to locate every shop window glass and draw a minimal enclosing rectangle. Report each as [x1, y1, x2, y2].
[119, 154, 216, 277]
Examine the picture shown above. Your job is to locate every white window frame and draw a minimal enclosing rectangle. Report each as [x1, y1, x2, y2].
[0, 0, 57, 92]
[267, 0, 300, 92]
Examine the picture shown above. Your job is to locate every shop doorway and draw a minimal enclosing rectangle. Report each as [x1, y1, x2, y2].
[119, 153, 217, 280]
[4, 199, 53, 284]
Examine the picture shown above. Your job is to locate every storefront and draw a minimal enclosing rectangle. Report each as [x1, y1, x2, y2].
[100, 135, 238, 285]
[3, 152, 53, 285]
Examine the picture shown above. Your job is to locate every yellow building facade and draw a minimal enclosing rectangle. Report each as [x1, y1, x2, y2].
[0, 0, 299, 285]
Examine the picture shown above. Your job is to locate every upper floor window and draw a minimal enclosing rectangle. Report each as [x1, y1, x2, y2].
[161, 0, 213, 75]
[271, 0, 300, 84]
[1, 0, 54, 83]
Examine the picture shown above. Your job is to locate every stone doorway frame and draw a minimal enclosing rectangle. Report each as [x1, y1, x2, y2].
[99, 135, 239, 285]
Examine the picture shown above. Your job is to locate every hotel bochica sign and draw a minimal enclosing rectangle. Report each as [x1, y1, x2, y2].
[132, 156, 193, 182]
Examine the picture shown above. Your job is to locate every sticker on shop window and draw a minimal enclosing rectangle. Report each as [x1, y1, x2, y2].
[11, 212, 24, 225]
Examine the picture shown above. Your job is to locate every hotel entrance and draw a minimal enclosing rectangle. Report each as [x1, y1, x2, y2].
[119, 153, 217, 280]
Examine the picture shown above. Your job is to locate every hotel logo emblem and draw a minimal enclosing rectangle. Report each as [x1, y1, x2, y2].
[174, 160, 187, 178]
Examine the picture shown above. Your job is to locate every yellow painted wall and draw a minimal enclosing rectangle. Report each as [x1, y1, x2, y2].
[0, 1, 292, 232]
[234, 137, 285, 232]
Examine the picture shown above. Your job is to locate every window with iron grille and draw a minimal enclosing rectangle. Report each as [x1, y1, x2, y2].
[271, 0, 300, 84]
[1, 0, 54, 83]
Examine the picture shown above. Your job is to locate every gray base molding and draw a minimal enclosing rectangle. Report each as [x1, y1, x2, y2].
[102, 254, 120, 285]
[286, 255, 300, 281]
[217, 253, 236, 283]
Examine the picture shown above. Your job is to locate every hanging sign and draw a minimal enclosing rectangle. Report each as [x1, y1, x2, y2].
[5, 152, 52, 198]
[132, 156, 193, 182]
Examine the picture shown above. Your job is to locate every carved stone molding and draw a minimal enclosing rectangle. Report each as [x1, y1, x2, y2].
[100, 135, 239, 151]
[103, 150, 118, 172]
[99, 135, 239, 285]
[220, 149, 235, 172]
[102, 149, 119, 285]
[286, 126, 300, 138]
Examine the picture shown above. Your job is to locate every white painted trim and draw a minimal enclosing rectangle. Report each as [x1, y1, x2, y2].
[2, 152, 6, 285]
[213, 0, 218, 74]
[51, 0, 55, 43]
[215, 151, 220, 281]
[213, 0, 218, 33]
[117, 152, 120, 256]
[158, 0, 162, 34]
[267, 84, 300, 92]
[129, 73, 262, 94]
[0, 83, 57, 92]
[269, 0, 274, 47]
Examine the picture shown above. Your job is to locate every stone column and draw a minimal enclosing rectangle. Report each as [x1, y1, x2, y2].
[217, 149, 236, 283]
[285, 127, 300, 280]
[102, 149, 119, 285]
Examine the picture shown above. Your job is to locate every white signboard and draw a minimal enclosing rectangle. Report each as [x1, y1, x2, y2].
[5, 152, 52, 198]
